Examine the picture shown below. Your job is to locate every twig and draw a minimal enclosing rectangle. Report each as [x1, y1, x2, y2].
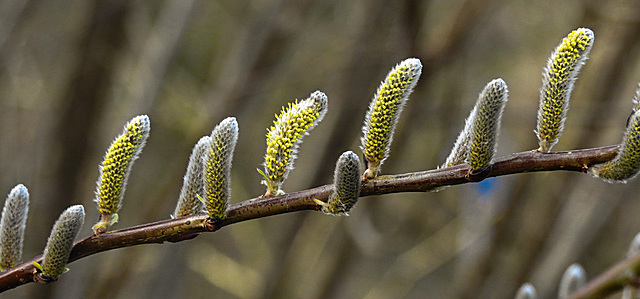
[0, 145, 619, 293]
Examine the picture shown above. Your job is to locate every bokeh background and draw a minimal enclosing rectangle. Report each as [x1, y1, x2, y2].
[1, 0, 640, 298]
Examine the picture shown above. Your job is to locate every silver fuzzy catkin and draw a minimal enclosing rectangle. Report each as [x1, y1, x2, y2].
[173, 136, 211, 218]
[39, 205, 85, 281]
[0, 184, 29, 270]
[315, 151, 362, 215]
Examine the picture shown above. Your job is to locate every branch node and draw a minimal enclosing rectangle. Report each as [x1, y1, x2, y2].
[466, 165, 492, 182]
[204, 218, 220, 232]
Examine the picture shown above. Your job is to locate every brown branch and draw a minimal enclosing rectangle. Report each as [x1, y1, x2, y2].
[0, 145, 620, 293]
[567, 252, 640, 299]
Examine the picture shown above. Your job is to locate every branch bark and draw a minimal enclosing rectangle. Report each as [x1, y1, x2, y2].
[0, 145, 623, 294]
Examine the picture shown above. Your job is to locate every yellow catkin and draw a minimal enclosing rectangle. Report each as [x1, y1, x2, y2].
[536, 28, 594, 152]
[262, 91, 327, 196]
[593, 110, 640, 183]
[93, 115, 150, 234]
[361, 58, 422, 178]
[204, 117, 238, 220]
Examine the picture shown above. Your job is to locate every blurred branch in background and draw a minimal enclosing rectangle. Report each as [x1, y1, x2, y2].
[1, 0, 640, 298]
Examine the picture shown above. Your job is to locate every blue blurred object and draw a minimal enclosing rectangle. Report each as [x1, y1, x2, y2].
[476, 177, 498, 197]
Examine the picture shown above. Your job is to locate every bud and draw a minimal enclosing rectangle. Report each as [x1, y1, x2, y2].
[173, 136, 210, 218]
[315, 151, 362, 215]
[536, 28, 594, 152]
[205, 117, 238, 220]
[558, 263, 586, 299]
[34, 205, 85, 282]
[93, 115, 150, 234]
[0, 184, 29, 270]
[261, 91, 328, 197]
[361, 58, 422, 178]
[514, 283, 537, 299]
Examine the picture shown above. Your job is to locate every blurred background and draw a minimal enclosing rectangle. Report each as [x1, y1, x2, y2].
[1, 0, 640, 298]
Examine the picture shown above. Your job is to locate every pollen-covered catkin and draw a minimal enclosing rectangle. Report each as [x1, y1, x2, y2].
[468, 79, 509, 170]
[262, 91, 328, 197]
[592, 110, 640, 183]
[173, 136, 211, 218]
[93, 115, 150, 234]
[38, 205, 85, 281]
[0, 184, 29, 270]
[536, 28, 594, 152]
[315, 151, 362, 215]
[205, 117, 238, 220]
[361, 58, 422, 178]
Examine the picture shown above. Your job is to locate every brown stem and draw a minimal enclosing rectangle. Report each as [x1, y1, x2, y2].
[0, 145, 620, 293]
[567, 252, 640, 299]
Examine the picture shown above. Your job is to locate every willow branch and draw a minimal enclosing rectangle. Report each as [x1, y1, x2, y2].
[0, 145, 619, 293]
[567, 252, 640, 299]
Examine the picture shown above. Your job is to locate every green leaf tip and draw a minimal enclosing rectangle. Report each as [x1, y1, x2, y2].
[94, 115, 150, 234]
[361, 58, 422, 178]
[205, 117, 239, 220]
[536, 28, 594, 152]
[591, 109, 640, 183]
[262, 90, 328, 197]
[444, 79, 508, 170]
[173, 136, 211, 218]
[38, 205, 85, 282]
[315, 151, 362, 215]
[0, 184, 29, 270]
